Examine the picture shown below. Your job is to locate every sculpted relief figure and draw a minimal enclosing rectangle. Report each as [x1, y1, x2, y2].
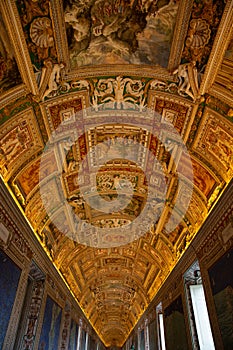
[173, 61, 199, 100]
[43, 62, 65, 100]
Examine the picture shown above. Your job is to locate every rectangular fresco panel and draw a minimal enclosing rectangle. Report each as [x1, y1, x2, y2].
[140, 328, 145, 350]
[68, 319, 79, 350]
[164, 295, 188, 350]
[149, 318, 158, 350]
[208, 248, 233, 350]
[79, 329, 86, 350]
[0, 249, 21, 348]
[39, 295, 62, 350]
[88, 335, 96, 350]
[0, 13, 22, 92]
[63, 0, 179, 68]
[133, 332, 138, 349]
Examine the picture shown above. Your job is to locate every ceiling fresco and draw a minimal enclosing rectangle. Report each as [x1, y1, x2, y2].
[0, 0, 233, 347]
[0, 13, 22, 92]
[63, 0, 180, 67]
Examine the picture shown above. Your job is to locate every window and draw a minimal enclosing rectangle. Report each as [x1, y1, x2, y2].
[156, 302, 166, 350]
[190, 284, 215, 349]
[184, 261, 215, 350]
[158, 313, 166, 350]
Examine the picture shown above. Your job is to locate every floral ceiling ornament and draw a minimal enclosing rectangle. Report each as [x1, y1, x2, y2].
[185, 18, 211, 63]
[30, 17, 54, 48]
[186, 19, 211, 50]
[182, 0, 226, 68]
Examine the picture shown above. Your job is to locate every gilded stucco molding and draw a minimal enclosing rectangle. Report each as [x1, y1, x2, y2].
[148, 89, 194, 110]
[168, 0, 194, 71]
[192, 106, 233, 182]
[37, 69, 202, 111]
[65, 65, 174, 82]
[0, 203, 33, 262]
[50, 0, 70, 69]
[40, 90, 89, 136]
[192, 179, 233, 257]
[199, 0, 233, 95]
[0, 85, 27, 110]
[210, 83, 233, 108]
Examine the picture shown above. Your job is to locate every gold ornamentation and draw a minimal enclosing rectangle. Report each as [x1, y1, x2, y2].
[186, 19, 211, 49]
[30, 17, 54, 48]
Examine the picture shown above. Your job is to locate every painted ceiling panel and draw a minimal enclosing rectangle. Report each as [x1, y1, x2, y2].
[63, 0, 180, 67]
[0, 0, 233, 347]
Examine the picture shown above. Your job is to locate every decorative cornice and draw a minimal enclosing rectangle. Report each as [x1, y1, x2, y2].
[209, 84, 233, 108]
[130, 178, 233, 328]
[0, 85, 27, 110]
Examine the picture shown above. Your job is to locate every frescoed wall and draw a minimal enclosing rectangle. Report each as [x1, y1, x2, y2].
[133, 331, 138, 349]
[38, 295, 62, 350]
[68, 319, 79, 350]
[88, 335, 96, 350]
[80, 328, 86, 350]
[208, 248, 233, 350]
[149, 318, 158, 350]
[0, 249, 21, 348]
[140, 328, 145, 350]
[164, 295, 188, 350]
[0, 179, 106, 350]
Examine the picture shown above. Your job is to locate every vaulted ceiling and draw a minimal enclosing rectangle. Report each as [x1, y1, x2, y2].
[0, 0, 233, 347]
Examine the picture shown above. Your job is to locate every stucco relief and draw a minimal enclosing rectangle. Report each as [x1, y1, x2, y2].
[16, 0, 57, 69]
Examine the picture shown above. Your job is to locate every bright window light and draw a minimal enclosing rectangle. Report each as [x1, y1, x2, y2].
[158, 313, 166, 350]
[190, 285, 215, 349]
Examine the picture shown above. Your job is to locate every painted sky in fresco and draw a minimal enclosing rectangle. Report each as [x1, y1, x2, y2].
[63, 0, 179, 68]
